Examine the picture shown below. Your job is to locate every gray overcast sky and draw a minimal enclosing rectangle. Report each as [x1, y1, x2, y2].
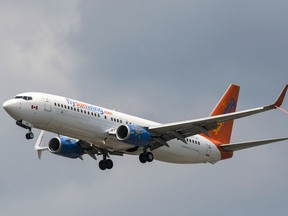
[1, 1, 288, 216]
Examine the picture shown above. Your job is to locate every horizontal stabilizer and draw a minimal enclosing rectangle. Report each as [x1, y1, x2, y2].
[221, 137, 288, 151]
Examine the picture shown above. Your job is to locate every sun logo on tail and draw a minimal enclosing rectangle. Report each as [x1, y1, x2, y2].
[212, 98, 237, 136]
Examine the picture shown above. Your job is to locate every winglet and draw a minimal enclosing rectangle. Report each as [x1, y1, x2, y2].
[273, 84, 288, 108]
[34, 130, 48, 159]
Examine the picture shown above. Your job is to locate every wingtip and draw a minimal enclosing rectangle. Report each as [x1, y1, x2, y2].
[273, 84, 288, 107]
[37, 150, 42, 160]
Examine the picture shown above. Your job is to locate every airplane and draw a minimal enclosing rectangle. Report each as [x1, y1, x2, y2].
[2, 84, 288, 170]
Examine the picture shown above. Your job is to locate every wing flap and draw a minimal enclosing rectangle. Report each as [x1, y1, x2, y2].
[221, 138, 288, 151]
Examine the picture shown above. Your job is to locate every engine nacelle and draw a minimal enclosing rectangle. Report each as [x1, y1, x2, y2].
[48, 136, 84, 159]
[116, 124, 152, 147]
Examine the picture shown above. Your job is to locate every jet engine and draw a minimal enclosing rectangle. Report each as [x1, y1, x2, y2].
[48, 136, 84, 159]
[116, 124, 152, 147]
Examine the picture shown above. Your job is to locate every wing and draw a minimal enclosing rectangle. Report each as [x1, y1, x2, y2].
[149, 85, 288, 146]
[77, 139, 123, 160]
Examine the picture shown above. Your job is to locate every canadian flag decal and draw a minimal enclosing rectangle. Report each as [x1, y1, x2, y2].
[31, 105, 38, 110]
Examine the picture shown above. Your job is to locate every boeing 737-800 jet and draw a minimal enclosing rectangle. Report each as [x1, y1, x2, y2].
[3, 84, 288, 170]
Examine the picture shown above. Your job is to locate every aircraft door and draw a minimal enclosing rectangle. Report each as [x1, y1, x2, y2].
[206, 143, 211, 157]
[44, 97, 52, 112]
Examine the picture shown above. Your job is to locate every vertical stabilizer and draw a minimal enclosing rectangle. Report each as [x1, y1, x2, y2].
[209, 84, 240, 144]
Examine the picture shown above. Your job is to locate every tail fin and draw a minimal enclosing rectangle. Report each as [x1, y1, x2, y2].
[209, 84, 240, 144]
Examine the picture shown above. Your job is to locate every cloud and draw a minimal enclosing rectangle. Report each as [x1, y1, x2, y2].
[0, 0, 81, 96]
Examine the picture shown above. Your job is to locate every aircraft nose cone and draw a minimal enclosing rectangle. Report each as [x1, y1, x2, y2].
[3, 100, 12, 112]
[3, 99, 17, 116]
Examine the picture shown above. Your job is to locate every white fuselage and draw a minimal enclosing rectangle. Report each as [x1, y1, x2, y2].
[3, 92, 222, 164]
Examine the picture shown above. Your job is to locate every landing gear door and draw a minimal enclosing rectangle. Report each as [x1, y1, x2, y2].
[44, 97, 52, 112]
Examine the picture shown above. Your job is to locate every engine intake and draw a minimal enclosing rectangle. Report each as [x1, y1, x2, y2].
[116, 124, 152, 147]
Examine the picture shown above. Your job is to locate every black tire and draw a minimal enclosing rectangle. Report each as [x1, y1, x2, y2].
[28, 132, 34, 139]
[106, 159, 113, 170]
[25, 132, 34, 140]
[25, 133, 30, 140]
[99, 160, 106, 170]
[139, 153, 147, 163]
[145, 152, 154, 162]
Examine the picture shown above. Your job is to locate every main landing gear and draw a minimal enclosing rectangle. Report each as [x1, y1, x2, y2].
[16, 120, 34, 140]
[139, 152, 154, 163]
[98, 153, 113, 170]
[99, 159, 113, 170]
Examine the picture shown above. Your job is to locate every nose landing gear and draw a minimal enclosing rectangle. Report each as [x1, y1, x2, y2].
[16, 120, 34, 140]
[25, 131, 34, 140]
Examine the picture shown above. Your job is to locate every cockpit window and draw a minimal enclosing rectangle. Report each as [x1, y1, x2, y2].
[14, 96, 33, 100]
[23, 96, 33, 100]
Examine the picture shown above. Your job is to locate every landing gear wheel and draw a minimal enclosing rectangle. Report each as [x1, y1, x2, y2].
[139, 152, 154, 163]
[106, 159, 113, 170]
[99, 159, 114, 170]
[139, 153, 147, 163]
[25, 132, 34, 140]
[99, 160, 106, 170]
[145, 152, 154, 162]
